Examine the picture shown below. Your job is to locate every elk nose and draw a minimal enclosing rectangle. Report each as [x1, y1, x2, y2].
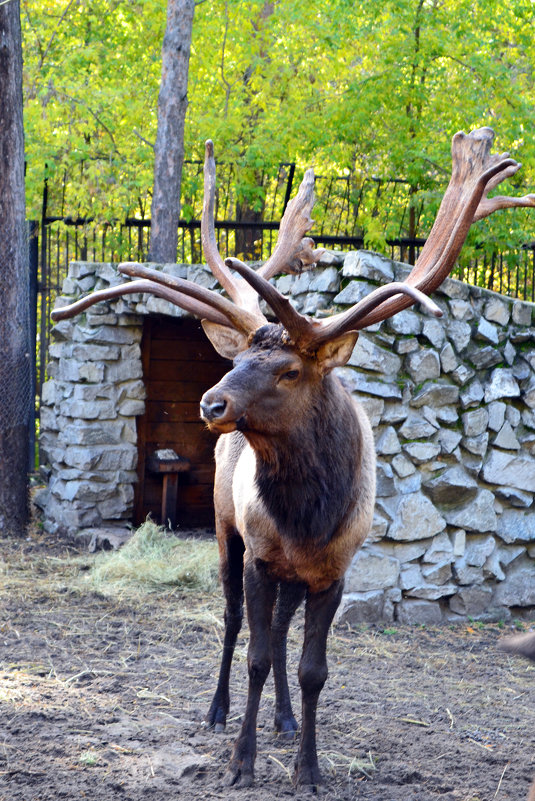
[200, 397, 228, 422]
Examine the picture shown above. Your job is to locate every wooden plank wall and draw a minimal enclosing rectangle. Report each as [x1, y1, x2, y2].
[134, 316, 230, 528]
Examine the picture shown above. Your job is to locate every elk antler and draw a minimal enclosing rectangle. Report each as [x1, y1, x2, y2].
[52, 130, 532, 355]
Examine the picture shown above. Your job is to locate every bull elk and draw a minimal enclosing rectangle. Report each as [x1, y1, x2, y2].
[52, 128, 534, 788]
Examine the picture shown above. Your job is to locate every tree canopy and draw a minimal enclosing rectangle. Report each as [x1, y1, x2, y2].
[22, 0, 535, 252]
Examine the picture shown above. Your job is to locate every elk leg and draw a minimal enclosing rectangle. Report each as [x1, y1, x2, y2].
[272, 581, 306, 737]
[224, 558, 277, 788]
[294, 578, 344, 788]
[205, 531, 244, 731]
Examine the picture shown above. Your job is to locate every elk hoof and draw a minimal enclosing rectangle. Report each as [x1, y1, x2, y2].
[294, 761, 323, 791]
[275, 715, 299, 740]
[203, 701, 227, 731]
[223, 764, 254, 788]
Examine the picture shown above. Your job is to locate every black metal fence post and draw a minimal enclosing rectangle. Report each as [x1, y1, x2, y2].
[28, 220, 38, 472]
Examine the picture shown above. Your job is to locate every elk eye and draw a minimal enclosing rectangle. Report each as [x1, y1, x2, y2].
[281, 369, 300, 381]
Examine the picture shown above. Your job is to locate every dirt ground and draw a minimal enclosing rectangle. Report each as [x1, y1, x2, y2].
[1, 530, 535, 801]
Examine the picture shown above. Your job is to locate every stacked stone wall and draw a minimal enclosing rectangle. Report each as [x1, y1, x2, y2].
[40, 254, 535, 622]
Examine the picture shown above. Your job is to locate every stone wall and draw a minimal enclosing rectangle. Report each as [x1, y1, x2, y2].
[40, 253, 535, 622]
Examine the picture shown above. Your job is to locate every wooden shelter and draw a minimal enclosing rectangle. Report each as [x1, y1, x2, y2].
[133, 315, 229, 528]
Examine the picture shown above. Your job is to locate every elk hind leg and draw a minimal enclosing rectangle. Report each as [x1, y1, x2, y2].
[205, 530, 244, 731]
[224, 558, 277, 788]
[272, 581, 306, 737]
[294, 578, 344, 788]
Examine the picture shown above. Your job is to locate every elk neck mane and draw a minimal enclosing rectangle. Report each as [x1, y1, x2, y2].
[248, 370, 362, 548]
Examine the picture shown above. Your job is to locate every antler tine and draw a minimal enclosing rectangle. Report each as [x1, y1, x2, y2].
[225, 257, 312, 342]
[201, 141, 265, 319]
[118, 262, 261, 334]
[258, 169, 321, 281]
[51, 278, 233, 327]
[328, 129, 524, 332]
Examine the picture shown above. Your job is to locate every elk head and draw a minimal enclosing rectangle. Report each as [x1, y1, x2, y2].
[52, 128, 535, 398]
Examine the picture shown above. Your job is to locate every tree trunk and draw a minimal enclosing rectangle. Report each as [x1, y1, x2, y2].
[149, 0, 195, 263]
[0, 0, 30, 536]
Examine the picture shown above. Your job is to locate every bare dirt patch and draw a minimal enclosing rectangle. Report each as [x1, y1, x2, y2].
[1, 530, 535, 801]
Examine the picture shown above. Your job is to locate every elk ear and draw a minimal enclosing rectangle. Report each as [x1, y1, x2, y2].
[201, 320, 249, 360]
[316, 331, 359, 374]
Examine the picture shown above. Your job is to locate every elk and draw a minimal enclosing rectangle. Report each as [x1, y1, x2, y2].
[499, 632, 535, 801]
[51, 128, 534, 788]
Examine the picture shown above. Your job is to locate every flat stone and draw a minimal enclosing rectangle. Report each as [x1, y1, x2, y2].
[359, 396, 384, 427]
[494, 487, 533, 508]
[381, 403, 409, 424]
[464, 535, 496, 567]
[487, 401, 506, 432]
[462, 407, 489, 437]
[512, 301, 533, 326]
[504, 341, 516, 365]
[411, 381, 460, 408]
[476, 317, 499, 344]
[333, 280, 370, 305]
[452, 529, 466, 557]
[440, 342, 458, 373]
[308, 267, 340, 293]
[496, 509, 535, 543]
[376, 460, 395, 497]
[388, 492, 446, 541]
[451, 364, 475, 386]
[399, 412, 437, 440]
[386, 309, 422, 336]
[421, 560, 453, 584]
[402, 442, 441, 463]
[422, 318, 446, 348]
[406, 583, 457, 600]
[449, 585, 493, 617]
[423, 531, 454, 563]
[334, 368, 402, 400]
[494, 560, 535, 606]
[394, 472, 422, 494]
[484, 297, 511, 326]
[450, 299, 474, 321]
[443, 490, 497, 533]
[462, 432, 489, 457]
[397, 599, 443, 625]
[482, 449, 535, 492]
[493, 421, 520, 450]
[437, 429, 463, 454]
[317, 249, 345, 266]
[460, 379, 485, 408]
[506, 405, 521, 428]
[468, 345, 502, 370]
[342, 250, 395, 282]
[391, 453, 416, 478]
[406, 348, 441, 382]
[346, 547, 400, 592]
[400, 563, 423, 590]
[382, 540, 431, 562]
[375, 427, 400, 456]
[484, 369, 521, 403]
[447, 320, 472, 352]
[336, 590, 385, 625]
[348, 335, 402, 375]
[424, 466, 478, 506]
[434, 405, 459, 424]
[395, 337, 419, 355]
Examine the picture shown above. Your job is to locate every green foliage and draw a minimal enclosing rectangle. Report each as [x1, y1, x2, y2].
[22, 0, 535, 255]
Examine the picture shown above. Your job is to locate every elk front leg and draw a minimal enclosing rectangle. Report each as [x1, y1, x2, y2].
[272, 581, 306, 737]
[205, 531, 244, 731]
[294, 578, 344, 788]
[224, 558, 277, 788]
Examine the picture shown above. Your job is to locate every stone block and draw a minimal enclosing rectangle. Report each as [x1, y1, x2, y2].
[391, 453, 416, 478]
[359, 396, 384, 427]
[436, 429, 462, 455]
[484, 297, 511, 326]
[422, 318, 446, 348]
[468, 345, 502, 370]
[423, 531, 454, 563]
[494, 559, 535, 606]
[443, 490, 497, 533]
[492, 421, 520, 450]
[450, 299, 474, 321]
[421, 560, 453, 585]
[496, 509, 535, 543]
[376, 426, 401, 456]
[399, 412, 437, 440]
[462, 432, 489, 457]
[487, 401, 506, 432]
[342, 250, 395, 282]
[397, 599, 443, 624]
[460, 379, 485, 408]
[308, 266, 340, 293]
[447, 320, 471, 352]
[482, 449, 535, 492]
[512, 301, 533, 326]
[333, 280, 370, 305]
[411, 381, 460, 408]
[402, 441, 441, 464]
[424, 466, 478, 505]
[381, 402, 409, 424]
[451, 364, 475, 386]
[386, 309, 422, 336]
[495, 487, 533, 508]
[406, 348, 441, 382]
[346, 547, 400, 592]
[388, 492, 446, 541]
[440, 342, 458, 373]
[476, 318, 499, 344]
[336, 590, 386, 625]
[462, 407, 489, 437]
[335, 368, 402, 399]
[449, 585, 493, 617]
[484, 368, 521, 403]
[348, 334, 402, 375]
